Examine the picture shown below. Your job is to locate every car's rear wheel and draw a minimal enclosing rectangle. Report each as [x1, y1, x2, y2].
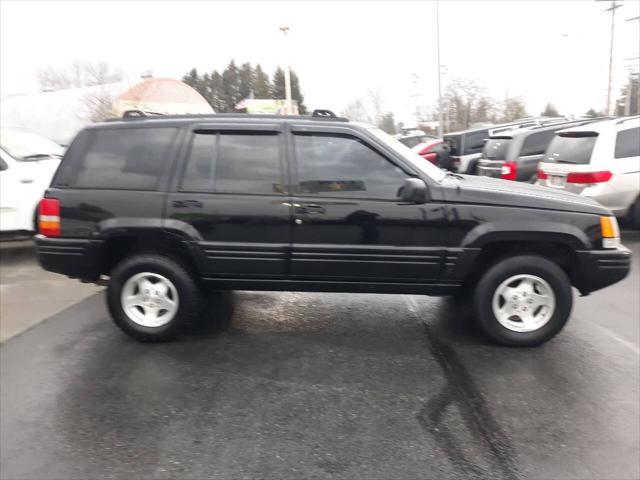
[473, 255, 572, 346]
[107, 254, 203, 342]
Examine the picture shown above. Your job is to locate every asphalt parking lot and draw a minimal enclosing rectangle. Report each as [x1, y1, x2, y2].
[1, 233, 638, 480]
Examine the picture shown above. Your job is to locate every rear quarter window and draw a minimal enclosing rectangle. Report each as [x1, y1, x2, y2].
[614, 127, 640, 159]
[54, 127, 177, 190]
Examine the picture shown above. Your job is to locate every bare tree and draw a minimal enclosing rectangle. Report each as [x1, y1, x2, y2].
[83, 87, 115, 122]
[443, 78, 493, 131]
[37, 61, 123, 92]
[368, 87, 384, 127]
[502, 97, 528, 122]
[341, 98, 372, 123]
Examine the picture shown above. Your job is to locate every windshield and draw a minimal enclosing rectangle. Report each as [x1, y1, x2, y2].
[368, 127, 446, 182]
[482, 138, 511, 160]
[0, 127, 64, 161]
[544, 134, 598, 164]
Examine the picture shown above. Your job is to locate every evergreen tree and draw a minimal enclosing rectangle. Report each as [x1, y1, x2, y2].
[222, 60, 242, 111]
[541, 102, 560, 117]
[238, 62, 255, 100]
[272, 67, 307, 113]
[208, 71, 226, 113]
[182, 68, 208, 100]
[253, 64, 272, 99]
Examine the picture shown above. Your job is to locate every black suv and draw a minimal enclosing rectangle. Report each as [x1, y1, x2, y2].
[36, 111, 631, 346]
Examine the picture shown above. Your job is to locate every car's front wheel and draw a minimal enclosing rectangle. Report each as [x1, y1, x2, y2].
[107, 254, 203, 342]
[473, 255, 572, 346]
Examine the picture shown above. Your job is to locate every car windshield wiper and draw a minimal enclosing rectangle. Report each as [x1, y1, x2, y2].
[21, 153, 62, 160]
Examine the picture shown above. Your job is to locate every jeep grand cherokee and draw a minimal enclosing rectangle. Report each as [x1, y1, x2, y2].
[35, 110, 631, 346]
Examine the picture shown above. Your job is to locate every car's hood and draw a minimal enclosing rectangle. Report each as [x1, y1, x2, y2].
[440, 174, 609, 215]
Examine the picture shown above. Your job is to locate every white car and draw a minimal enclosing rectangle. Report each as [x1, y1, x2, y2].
[0, 126, 63, 237]
[537, 116, 640, 226]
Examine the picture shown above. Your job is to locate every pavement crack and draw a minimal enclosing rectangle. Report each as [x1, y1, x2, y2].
[405, 296, 520, 480]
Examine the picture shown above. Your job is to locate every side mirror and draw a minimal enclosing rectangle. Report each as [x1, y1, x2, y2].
[400, 178, 428, 204]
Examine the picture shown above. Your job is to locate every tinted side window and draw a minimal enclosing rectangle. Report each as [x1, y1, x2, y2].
[180, 132, 282, 194]
[614, 127, 640, 159]
[294, 133, 409, 199]
[520, 130, 557, 157]
[464, 130, 488, 154]
[59, 127, 177, 190]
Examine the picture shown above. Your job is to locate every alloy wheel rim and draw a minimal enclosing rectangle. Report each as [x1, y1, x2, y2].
[491, 274, 556, 333]
[120, 272, 179, 328]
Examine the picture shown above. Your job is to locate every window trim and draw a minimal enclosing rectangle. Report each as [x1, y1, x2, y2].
[290, 130, 413, 202]
[176, 128, 287, 196]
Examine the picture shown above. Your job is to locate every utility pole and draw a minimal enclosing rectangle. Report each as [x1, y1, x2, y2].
[279, 25, 293, 115]
[436, 0, 444, 137]
[601, 1, 622, 115]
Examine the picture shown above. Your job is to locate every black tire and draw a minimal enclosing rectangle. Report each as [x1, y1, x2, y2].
[107, 254, 203, 342]
[473, 255, 572, 347]
[626, 197, 640, 229]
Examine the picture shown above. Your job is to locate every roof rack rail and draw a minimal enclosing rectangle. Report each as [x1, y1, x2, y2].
[122, 110, 165, 119]
[616, 115, 640, 125]
[312, 109, 337, 118]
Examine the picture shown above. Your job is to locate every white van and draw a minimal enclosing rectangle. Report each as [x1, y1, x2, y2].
[537, 116, 640, 226]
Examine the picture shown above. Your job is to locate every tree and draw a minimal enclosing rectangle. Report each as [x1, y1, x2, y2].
[207, 71, 227, 113]
[253, 64, 271, 98]
[83, 87, 114, 122]
[615, 72, 639, 117]
[379, 112, 396, 134]
[443, 78, 494, 131]
[341, 98, 371, 123]
[222, 60, 242, 111]
[502, 96, 528, 122]
[541, 102, 560, 117]
[585, 108, 603, 118]
[368, 88, 384, 127]
[272, 67, 307, 113]
[37, 61, 122, 92]
[238, 62, 254, 100]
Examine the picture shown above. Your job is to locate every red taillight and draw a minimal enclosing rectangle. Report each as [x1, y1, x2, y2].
[500, 161, 517, 180]
[538, 169, 548, 180]
[38, 198, 60, 237]
[566, 171, 612, 184]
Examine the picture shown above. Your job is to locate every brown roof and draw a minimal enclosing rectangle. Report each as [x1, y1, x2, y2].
[118, 78, 208, 105]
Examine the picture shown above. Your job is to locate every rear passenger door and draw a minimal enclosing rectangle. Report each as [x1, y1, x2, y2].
[287, 125, 448, 283]
[166, 124, 291, 278]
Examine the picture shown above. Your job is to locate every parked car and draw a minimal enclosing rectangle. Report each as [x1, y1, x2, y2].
[36, 110, 630, 346]
[476, 119, 603, 182]
[411, 139, 447, 164]
[0, 126, 63, 238]
[396, 130, 437, 149]
[444, 117, 569, 174]
[538, 116, 640, 227]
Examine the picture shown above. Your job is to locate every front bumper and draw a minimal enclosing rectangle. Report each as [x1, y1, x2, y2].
[35, 235, 103, 281]
[574, 246, 631, 295]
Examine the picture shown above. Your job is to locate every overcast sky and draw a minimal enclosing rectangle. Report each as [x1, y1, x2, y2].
[1, 0, 638, 123]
